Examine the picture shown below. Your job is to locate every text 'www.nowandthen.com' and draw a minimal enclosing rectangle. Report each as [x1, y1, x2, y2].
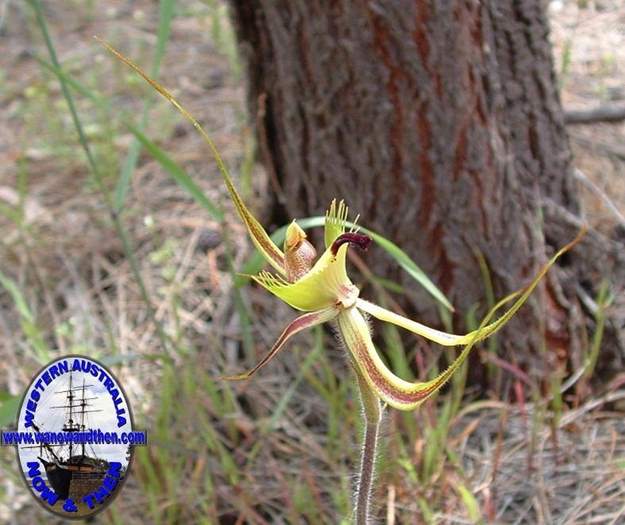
[1, 430, 147, 446]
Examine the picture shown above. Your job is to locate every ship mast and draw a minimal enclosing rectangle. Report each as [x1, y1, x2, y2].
[24, 371, 103, 466]
[68, 371, 74, 458]
[22, 420, 63, 463]
[80, 379, 86, 457]
[50, 370, 101, 460]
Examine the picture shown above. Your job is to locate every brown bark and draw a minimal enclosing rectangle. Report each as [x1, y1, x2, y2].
[229, 1, 624, 382]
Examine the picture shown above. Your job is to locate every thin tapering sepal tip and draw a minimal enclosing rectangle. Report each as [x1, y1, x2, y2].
[96, 37, 287, 274]
[220, 307, 337, 380]
[218, 374, 250, 382]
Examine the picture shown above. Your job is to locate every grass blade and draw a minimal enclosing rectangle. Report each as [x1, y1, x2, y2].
[456, 483, 482, 523]
[364, 226, 454, 312]
[114, 0, 175, 211]
[0, 270, 50, 363]
[34, 56, 222, 221]
[27, 0, 173, 353]
[0, 393, 22, 427]
[125, 122, 223, 220]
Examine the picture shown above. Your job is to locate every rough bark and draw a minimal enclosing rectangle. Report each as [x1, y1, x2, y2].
[229, 0, 624, 382]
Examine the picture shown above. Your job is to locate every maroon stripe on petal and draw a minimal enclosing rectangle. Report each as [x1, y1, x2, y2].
[352, 339, 437, 405]
[221, 308, 336, 381]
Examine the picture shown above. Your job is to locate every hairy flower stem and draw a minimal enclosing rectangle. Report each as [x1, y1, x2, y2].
[353, 365, 383, 525]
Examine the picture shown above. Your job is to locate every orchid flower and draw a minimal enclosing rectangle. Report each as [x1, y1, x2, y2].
[98, 37, 583, 411]
[99, 38, 583, 523]
[219, 196, 582, 409]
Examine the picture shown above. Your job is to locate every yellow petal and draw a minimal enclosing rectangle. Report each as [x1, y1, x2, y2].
[351, 357, 383, 424]
[356, 229, 585, 347]
[96, 38, 286, 275]
[339, 230, 586, 410]
[339, 295, 515, 410]
[221, 307, 337, 380]
[252, 244, 359, 311]
[356, 298, 480, 346]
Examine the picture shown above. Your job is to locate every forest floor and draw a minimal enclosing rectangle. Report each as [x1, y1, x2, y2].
[1, 1, 624, 524]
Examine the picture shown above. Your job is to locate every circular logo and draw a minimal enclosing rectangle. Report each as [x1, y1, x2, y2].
[3, 355, 146, 519]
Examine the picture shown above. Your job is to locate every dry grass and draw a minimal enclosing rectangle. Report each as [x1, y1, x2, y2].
[1, 0, 624, 524]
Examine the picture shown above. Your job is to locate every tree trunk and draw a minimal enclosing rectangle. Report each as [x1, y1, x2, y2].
[229, 1, 624, 382]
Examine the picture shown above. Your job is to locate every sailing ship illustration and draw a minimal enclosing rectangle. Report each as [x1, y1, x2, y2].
[23, 371, 111, 500]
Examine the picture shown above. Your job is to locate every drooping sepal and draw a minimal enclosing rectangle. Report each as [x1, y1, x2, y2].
[340, 230, 585, 410]
[337, 302, 511, 411]
[221, 307, 337, 380]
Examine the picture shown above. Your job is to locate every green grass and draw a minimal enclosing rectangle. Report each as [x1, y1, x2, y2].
[27, 0, 175, 357]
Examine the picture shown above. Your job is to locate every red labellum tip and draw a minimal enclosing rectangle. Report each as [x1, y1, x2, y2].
[331, 232, 372, 256]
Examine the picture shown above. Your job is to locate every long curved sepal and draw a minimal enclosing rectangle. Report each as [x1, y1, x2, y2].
[96, 38, 286, 275]
[252, 243, 359, 312]
[339, 294, 517, 410]
[221, 177, 286, 275]
[356, 298, 482, 346]
[221, 307, 338, 380]
[340, 231, 586, 410]
[356, 230, 586, 347]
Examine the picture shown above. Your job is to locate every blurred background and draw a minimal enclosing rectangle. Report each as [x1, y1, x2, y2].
[1, 1, 624, 523]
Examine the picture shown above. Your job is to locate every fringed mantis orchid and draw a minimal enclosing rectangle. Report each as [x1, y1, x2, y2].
[99, 38, 584, 524]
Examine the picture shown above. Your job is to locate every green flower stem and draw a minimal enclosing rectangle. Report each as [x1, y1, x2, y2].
[353, 362, 383, 525]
